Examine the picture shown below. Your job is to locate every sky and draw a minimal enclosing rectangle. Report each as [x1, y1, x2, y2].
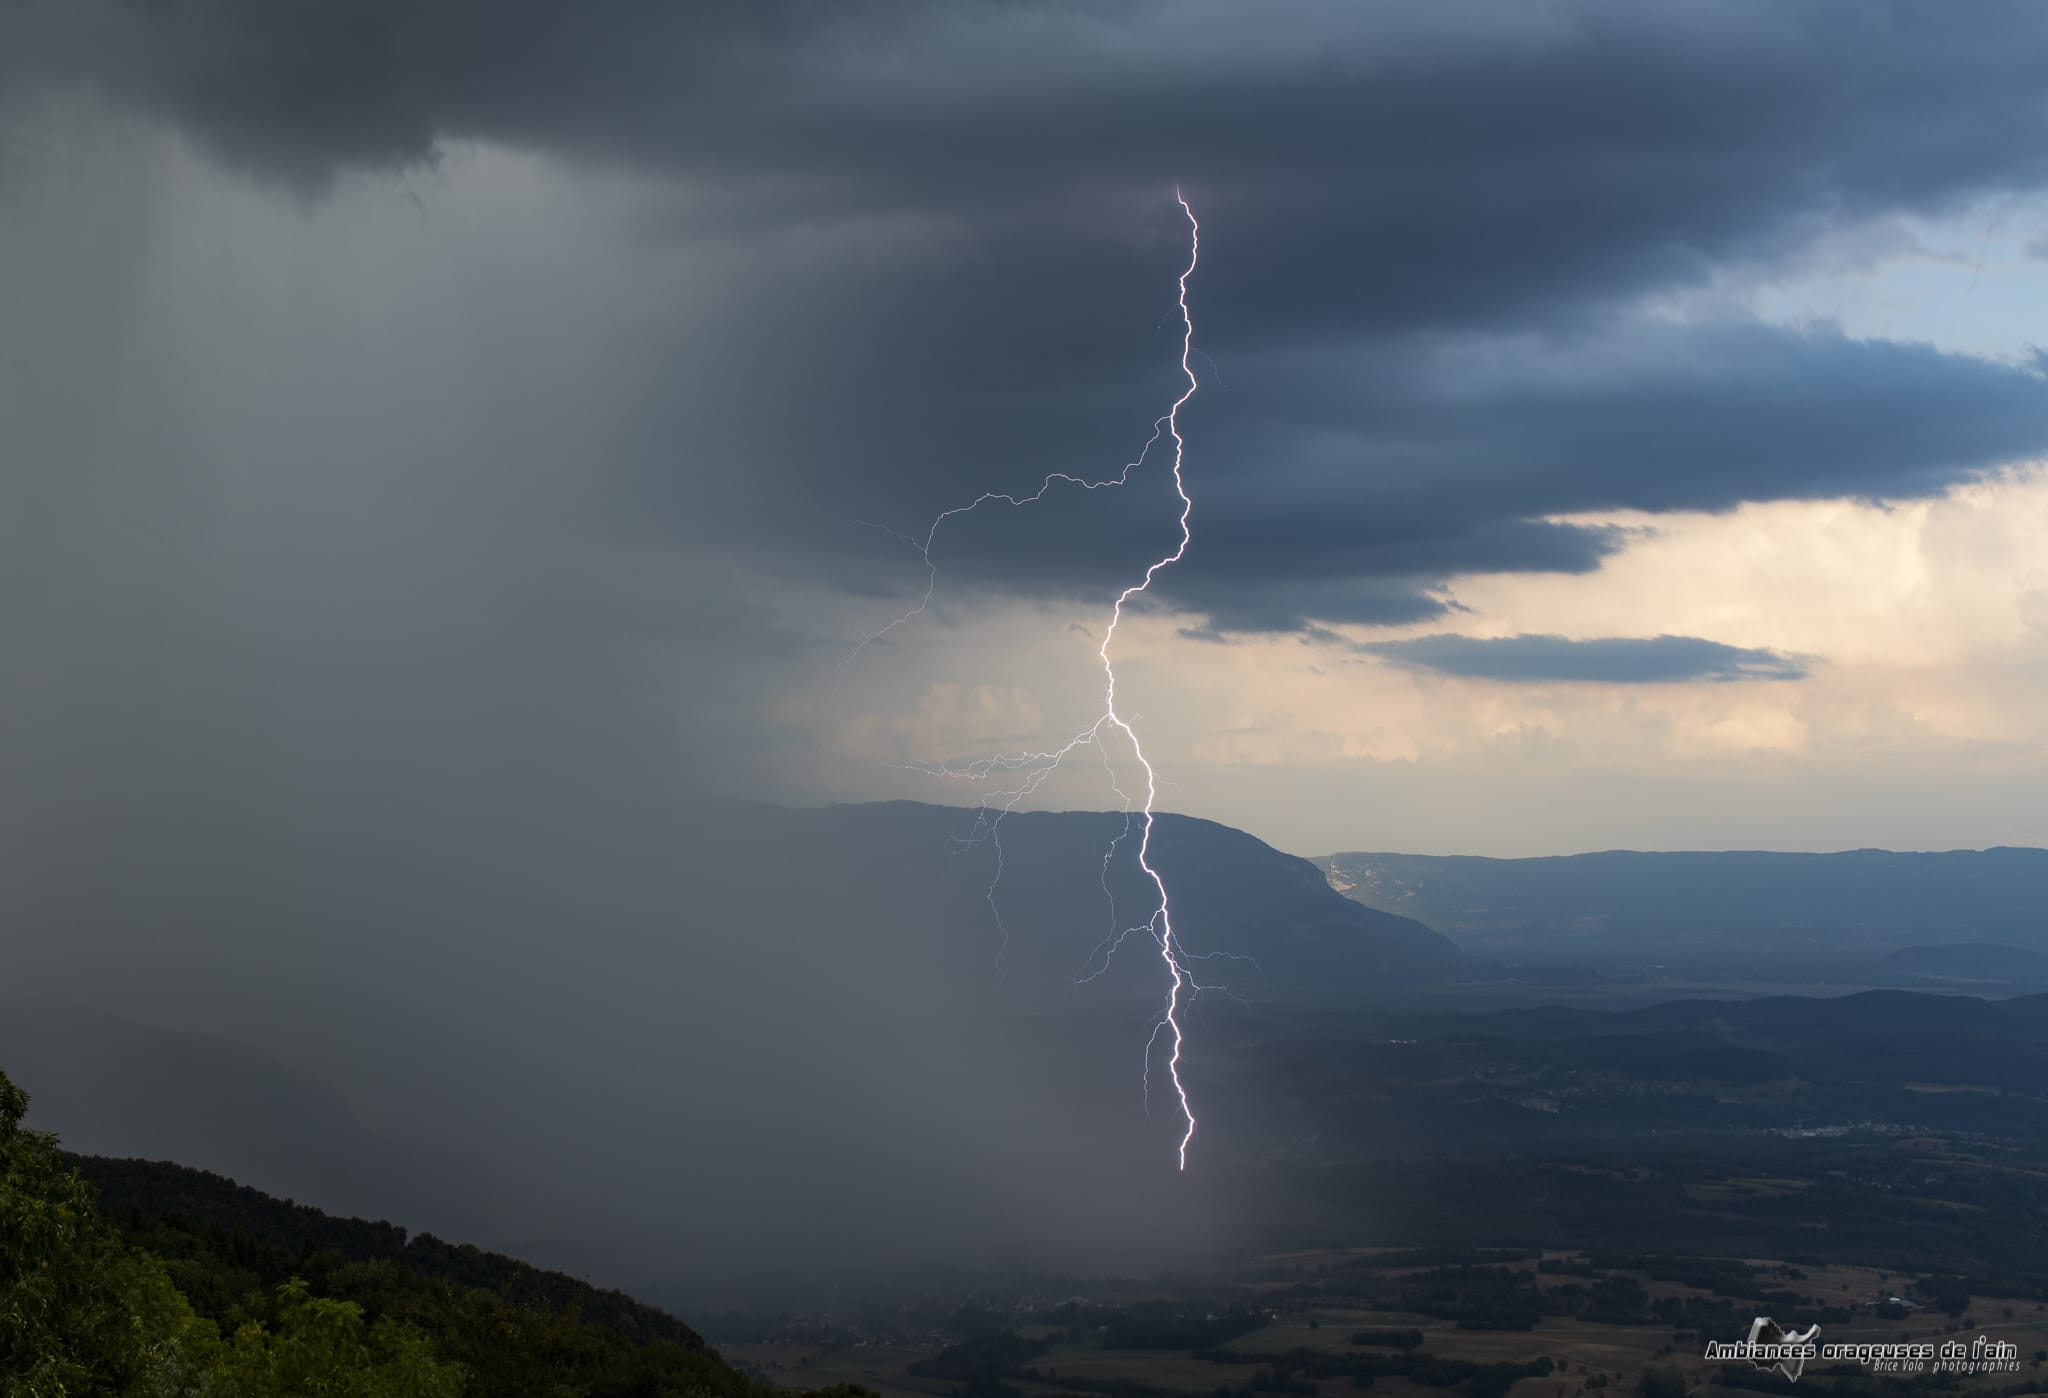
[6, 3, 2048, 865]
[10, 0, 2048, 1288]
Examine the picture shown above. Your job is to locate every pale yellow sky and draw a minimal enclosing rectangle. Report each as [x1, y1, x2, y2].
[801, 465, 2048, 856]
[795, 198, 2048, 856]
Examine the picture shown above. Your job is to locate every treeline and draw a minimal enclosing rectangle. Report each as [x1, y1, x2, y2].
[1102, 1305, 1270, 1351]
[1347, 1329, 1422, 1351]
[909, 1328, 1550, 1398]
[1707, 1361, 2048, 1397]
[1362, 1263, 1664, 1331]
[75, 1153, 709, 1352]
[1344, 1248, 1541, 1271]
[1582, 1253, 1856, 1328]
[2, 1068, 871, 1398]
[1236, 1249, 1875, 1335]
[910, 1330, 1056, 1395]
[1196, 1344, 1552, 1398]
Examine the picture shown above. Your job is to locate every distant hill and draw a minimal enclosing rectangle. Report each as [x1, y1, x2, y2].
[0, 997, 478, 1230]
[1314, 847, 2048, 973]
[731, 802, 1463, 998]
[0, 802, 1459, 1294]
[1383, 986, 2048, 1050]
[1881, 941, 2048, 984]
[71, 1153, 714, 1356]
[1367, 988, 2048, 1097]
[1216, 988, 2048, 1159]
[1, 1057, 781, 1398]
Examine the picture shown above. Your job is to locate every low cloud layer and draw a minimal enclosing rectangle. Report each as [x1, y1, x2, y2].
[1361, 633, 1809, 683]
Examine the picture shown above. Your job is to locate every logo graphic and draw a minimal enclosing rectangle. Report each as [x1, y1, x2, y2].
[1707, 1324, 2018, 1378]
[1747, 1318, 1821, 1381]
[1704, 1318, 1820, 1381]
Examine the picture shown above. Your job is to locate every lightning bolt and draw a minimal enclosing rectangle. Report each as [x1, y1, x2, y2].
[1101, 189, 1201, 1169]
[830, 192, 1209, 1169]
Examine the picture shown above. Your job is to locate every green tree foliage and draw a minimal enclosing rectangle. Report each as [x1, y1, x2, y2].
[0, 1070, 213, 1397]
[1637, 1366, 1687, 1398]
[204, 1280, 465, 1398]
[7, 1068, 797, 1398]
[78, 1156, 770, 1398]
[909, 1329, 1054, 1394]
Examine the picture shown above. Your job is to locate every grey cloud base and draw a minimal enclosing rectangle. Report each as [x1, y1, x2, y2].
[1360, 633, 1809, 683]
[7, 1, 2048, 636]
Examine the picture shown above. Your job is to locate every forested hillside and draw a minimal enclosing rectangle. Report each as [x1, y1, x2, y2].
[0, 1067, 865, 1398]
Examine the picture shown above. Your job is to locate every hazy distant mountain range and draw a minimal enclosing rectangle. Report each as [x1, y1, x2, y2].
[0, 801, 1466, 1287]
[18, 805, 2048, 1296]
[747, 801, 1464, 998]
[0, 997, 476, 1228]
[1315, 847, 2048, 979]
[1213, 984, 2048, 1162]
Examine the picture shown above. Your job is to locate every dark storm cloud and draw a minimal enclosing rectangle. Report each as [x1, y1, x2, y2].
[1139, 323, 2048, 630]
[10, 0, 2048, 639]
[725, 317, 2047, 633]
[1159, 519, 1613, 634]
[1206, 327, 2048, 518]
[1362, 632, 1809, 683]
[14, 2, 2048, 324]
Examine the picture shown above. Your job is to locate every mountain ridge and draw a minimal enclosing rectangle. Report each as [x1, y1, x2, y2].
[1314, 846, 2048, 971]
[0, 996, 490, 1237]
[740, 800, 1466, 995]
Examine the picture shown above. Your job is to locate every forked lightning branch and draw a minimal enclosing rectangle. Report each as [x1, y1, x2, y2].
[832, 193, 1211, 1169]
